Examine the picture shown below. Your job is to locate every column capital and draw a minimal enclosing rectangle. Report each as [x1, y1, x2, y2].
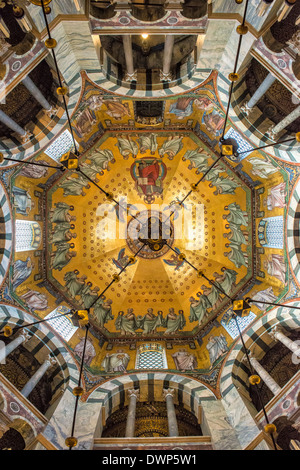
[240, 101, 252, 116]
[0, 421, 9, 439]
[18, 329, 31, 344]
[112, 0, 131, 11]
[128, 388, 139, 400]
[163, 388, 175, 399]
[46, 355, 57, 368]
[165, 0, 184, 10]
[269, 325, 284, 340]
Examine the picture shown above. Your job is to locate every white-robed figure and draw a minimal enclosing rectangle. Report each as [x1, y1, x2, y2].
[206, 334, 228, 368]
[101, 350, 130, 373]
[264, 182, 287, 211]
[250, 286, 277, 310]
[12, 186, 33, 216]
[264, 254, 286, 284]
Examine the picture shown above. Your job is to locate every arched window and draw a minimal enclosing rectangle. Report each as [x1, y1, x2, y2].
[135, 343, 167, 370]
[258, 216, 284, 249]
[15, 220, 41, 252]
[221, 309, 256, 339]
[44, 129, 78, 162]
[44, 306, 77, 341]
[224, 127, 253, 160]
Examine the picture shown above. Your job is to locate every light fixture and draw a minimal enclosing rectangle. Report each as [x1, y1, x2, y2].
[141, 33, 149, 39]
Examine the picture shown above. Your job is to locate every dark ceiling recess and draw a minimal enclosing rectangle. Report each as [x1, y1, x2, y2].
[245, 59, 300, 135]
[135, 100, 164, 118]
[0, 60, 55, 139]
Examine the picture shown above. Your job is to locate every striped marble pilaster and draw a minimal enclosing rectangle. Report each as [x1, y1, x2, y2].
[287, 177, 300, 286]
[0, 183, 12, 288]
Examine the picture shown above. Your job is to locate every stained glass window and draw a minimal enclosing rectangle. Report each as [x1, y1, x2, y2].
[136, 343, 167, 369]
[224, 127, 253, 160]
[44, 305, 77, 341]
[15, 220, 41, 252]
[44, 129, 77, 162]
[221, 309, 256, 339]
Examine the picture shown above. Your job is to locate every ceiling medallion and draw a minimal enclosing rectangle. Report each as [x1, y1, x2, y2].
[126, 210, 174, 259]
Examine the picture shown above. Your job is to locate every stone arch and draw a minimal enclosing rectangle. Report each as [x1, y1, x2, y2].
[9, 417, 35, 446]
[287, 176, 300, 288]
[0, 304, 79, 412]
[85, 372, 241, 450]
[216, 72, 300, 164]
[220, 300, 300, 399]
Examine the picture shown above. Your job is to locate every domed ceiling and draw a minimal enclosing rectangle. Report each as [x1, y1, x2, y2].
[46, 130, 253, 339]
[3, 70, 290, 383]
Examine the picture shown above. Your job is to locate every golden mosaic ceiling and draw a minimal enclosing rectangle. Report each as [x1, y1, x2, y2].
[46, 131, 253, 339]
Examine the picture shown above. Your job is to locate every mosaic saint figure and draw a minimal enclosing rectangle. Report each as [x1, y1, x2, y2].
[138, 309, 163, 334]
[169, 97, 195, 119]
[224, 242, 248, 269]
[115, 308, 138, 335]
[64, 270, 87, 298]
[79, 161, 100, 182]
[12, 257, 34, 290]
[50, 222, 77, 244]
[250, 286, 277, 310]
[264, 254, 286, 284]
[213, 268, 238, 296]
[264, 181, 287, 211]
[116, 136, 139, 159]
[74, 337, 96, 367]
[51, 242, 77, 271]
[158, 136, 183, 160]
[19, 161, 49, 179]
[172, 349, 198, 371]
[12, 186, 33, 216]
[223, 202, 248, 227]
[189, 295, 211, 325]
[162, 308, 186, 335]
[50, 202, 76, 223]
[248, 157, 278, 179]
[81, 283, 100, 309]
[101, 349, 130, 372]
[212, 176, 240, 195]
[88, 148, 115, 172]
[104, 99, 130, 120]
[137, 133, 158, 154]
[59, 174, 90, 196]
[201, 284, 222, 310]
[21, 289, 48, 311]
[223, 224, 248, 245]
[93, 298, 114, 329]
[206, 334, 228, 368]
[183, 147, 210, 173]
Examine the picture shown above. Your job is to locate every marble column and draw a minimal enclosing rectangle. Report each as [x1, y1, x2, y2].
[122, 35, 137, 82]
[165, 0, 183, 9]
[163, 388, 179, 437]
[267, 104, 300, 139]
[0, 110, 32, 142]
[21, 355, 56, 398]
[247, 352, 281, 396]
[241, 72, 276, 115]
[160, 35, 174, 82]
[269, 326, 300, 357]
[22, 76, 57, 116]
[0, 330, 31, 364]
[125, 389, 139, 438]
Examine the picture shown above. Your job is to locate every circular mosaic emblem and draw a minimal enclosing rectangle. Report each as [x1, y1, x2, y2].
[126, 210, 174, 259]
[167, 17, 178, 25]
[119, 16, 130, 25]
[12, 61, 22, 72]
[10, 401, 20, 413]
[277, 59, 286, 69]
